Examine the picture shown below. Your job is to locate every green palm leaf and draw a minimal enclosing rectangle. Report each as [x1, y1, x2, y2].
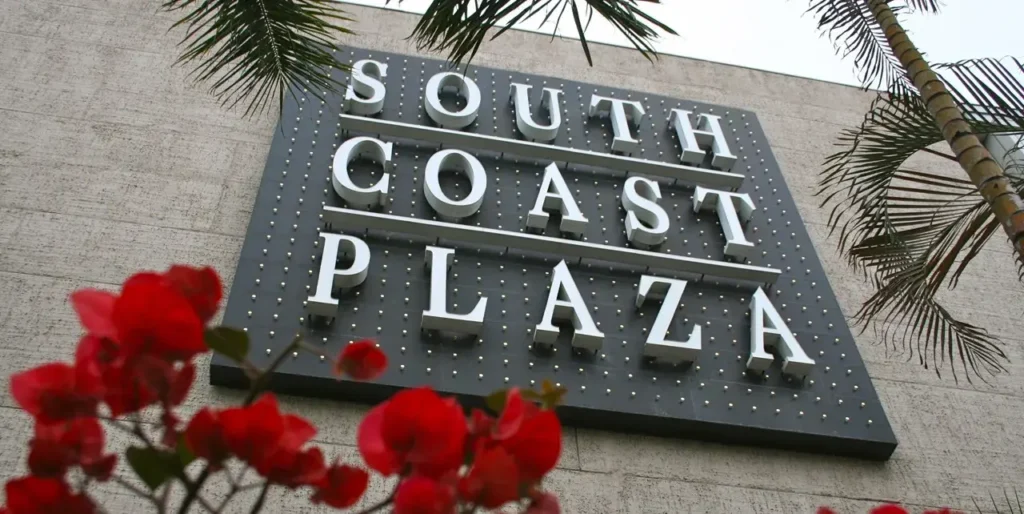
[406, 0, 677, 67]
[818, 68, 1024, 380]
[807, 0, 915, 90]
[163, 0, 354, 116]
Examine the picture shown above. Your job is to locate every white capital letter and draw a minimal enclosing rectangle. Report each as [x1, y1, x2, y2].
[526, 163, 588, 237]
[748, 287, 815, 378]
[424, 149, 487, 222]
[693, 186, 756, 259]
[509, 83, 563, 142]
[636, 276, 700, 364]
[670, 109, 737, 171]
[534, 261, 604, 352]
[331, 137, 392, 209]
[344, 59, 388, 116]
[589, 95, 645, 154]
[306, 234, 371, 318]
[622, 176, 670, 248]
[421, 246, 487, 335]
[425, 72, 481, 129]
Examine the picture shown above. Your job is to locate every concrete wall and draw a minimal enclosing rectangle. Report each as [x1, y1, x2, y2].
[2, 1, 1023, 512]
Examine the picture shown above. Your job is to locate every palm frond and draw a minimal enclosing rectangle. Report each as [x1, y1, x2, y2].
[806, 0, 913, 91]
[904, 0, 941, 13]
[406, 0, 677, 67]
[818, 88, 1024, 381]
[163, 0, 354, 117]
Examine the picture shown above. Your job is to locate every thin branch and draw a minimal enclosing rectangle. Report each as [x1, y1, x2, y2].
[112, 476, 158, 504]
[353, 491, 396, 514]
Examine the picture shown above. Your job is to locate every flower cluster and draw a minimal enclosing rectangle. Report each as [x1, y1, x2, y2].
[358, 387, 562, 513]
[2, 264, 561, 513]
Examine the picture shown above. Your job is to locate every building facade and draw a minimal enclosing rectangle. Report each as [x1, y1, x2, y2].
[2, 1, 1024, 512]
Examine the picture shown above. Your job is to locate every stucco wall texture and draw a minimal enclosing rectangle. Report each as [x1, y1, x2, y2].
[2, 1, 1024, 512]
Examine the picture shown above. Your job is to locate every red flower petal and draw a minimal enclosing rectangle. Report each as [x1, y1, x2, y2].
[335, 340, 388, 380]
[503, 410, 561, 482]
[357, 403, 402, 476]
[163, 266, 222, 324]
[113, 273, 205, 361]
[4, 476, 96, 514]
[394, 476, 457, 514]
[458, 445, 520, 509]
[69, 290, 117, 341]
[261, 447, 327, 488]
[817, 508, 838, 514]
[220, 395, 284, 464]
[11, 363, 99, 424]
[168, 361, 195, 407]
[28, 418, 107, 479]
[312, 464, 369, 509]
[185, 408, 231, 468]
[493, 388, 525, 440]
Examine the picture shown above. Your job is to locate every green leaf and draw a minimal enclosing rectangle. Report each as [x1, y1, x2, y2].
[409, 0, 677, 69]
[163, 0, 355, 117]
[176, 434, 196, 468]
[126, 447, 179, 490]
[205, 327, 249, 362]
[485, 389, 508, 414]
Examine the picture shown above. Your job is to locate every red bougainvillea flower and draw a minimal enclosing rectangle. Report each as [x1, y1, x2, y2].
[69, 290, 117, 342]
[163, 265, 222, 324]
[10, 363, 101, 424]
[184, 408, 231, 469]
[3, 476, 96, 514]
[493, 389, 561, 483]
[99, 356, 195, 418]
[526, 491, 561, 514]
[311, 463, 370, 509]
[357, 387, 467, 478]
[871, 505, 909, 514]
[334, 340, 387, 380]
[817, 508, 838, 514]
[393, 475, 457, 514]
[28, 418, 116, 481]
[458, 445, 520, 509]
[219, 394, 325, 487]
[112, 272, 205, 361]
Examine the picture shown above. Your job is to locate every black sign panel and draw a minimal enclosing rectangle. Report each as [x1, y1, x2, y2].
[211, 47, 898, 460]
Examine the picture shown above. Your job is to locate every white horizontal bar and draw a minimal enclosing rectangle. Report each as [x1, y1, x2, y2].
[322, 208, 781, 284]
[339, 115, 746, 189]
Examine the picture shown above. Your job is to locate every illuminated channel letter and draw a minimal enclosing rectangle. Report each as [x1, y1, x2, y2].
[331, 137, 392, 209]
[588, 95, 645, 154]
[636, 276, 700, 364]
[534, 261, 604, 352]
[747, 287, 815, 378]
[425, 72, 481, 130]
[669, 109, 737, 171]
[692, 186, 756, 259]
[344, 59, 388, 116]
[421, 246, 487, 335]
[509, 83, 563, 142]
[424, 149, 487, 222]
[306, 234, 371, 318]
[526, 163, 588, 237]
[621, 176, 670, 248]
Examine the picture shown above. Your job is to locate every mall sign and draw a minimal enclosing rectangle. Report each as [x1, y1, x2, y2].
[211, 48, 898, 460]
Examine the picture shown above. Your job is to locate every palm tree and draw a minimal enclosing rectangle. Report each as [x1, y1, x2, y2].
[163, 0, 1024, 381]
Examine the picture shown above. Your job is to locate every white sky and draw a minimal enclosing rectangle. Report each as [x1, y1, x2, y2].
[339, 0, 1023, 86]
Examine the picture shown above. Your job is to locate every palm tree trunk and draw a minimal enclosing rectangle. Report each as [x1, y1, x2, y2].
[867, 0, 1024, 262]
